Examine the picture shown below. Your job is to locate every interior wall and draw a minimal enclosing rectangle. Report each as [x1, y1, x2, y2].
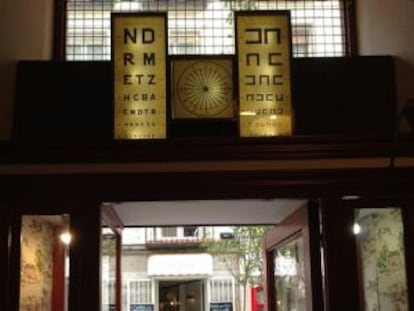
[357, 209, 408, 310]
[357, 0, 414, 131]
[20, 216, 55, 311]
[0, 0, 53, 140]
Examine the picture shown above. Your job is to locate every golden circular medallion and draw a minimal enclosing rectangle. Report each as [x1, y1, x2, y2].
[176, 60, 233, 118]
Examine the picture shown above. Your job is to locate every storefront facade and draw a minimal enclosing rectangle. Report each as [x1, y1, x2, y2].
[2, 132, 414, 310]
[1, 1, 414, 310]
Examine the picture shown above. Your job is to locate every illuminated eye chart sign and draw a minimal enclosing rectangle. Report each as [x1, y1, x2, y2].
[236, 11, 293, 137]
[112, 13, 167, 139]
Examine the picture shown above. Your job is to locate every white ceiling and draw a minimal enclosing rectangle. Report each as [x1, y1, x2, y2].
[111, 199, 306, 227]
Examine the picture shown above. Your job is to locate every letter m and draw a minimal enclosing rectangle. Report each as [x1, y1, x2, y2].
[143, 53, 155, 65]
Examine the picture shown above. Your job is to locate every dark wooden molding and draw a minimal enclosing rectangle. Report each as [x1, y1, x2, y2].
[8, 211, 22, 311]
[68, 201, 101, 311]
[52, 227, 66, 311]
[0, 208, 10, 310]
[1, 167, 414, 203]
[52, 0, 67, 60]
[13, 57, 397, 142]
[307, 200, 324, 311]
[1, 134, 414, 164]
[264, 203, 324, 311]
[343, 0, 359, 55]
[115, 232, 122, 311]
[321, 199, 361, 311]
[401, 201, 414, 311]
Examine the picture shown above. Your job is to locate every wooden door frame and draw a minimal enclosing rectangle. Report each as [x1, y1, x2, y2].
[1, 166, 414, 311]
[320, 199, 360, 310]
[401, 200, 414, 310]
[0, 207, 11, 309]
[5, 199, 102, 311]
[1, 133, 414, 311]
[102, 204, 124, 311]
[263, 201, 324, 311]
[321, 197, 414, 311]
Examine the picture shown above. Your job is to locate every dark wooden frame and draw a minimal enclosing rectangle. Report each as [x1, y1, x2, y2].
[1, 174, 414, 311]
[342, 0, 359, 55]
[53, 0, 66, 60]
[320, 199, 360, 310]
[321, 197, 414, 310]
[51, 225, 67, 311]
[6, 199, 102, 311]
[341, 198, 414, 311]
[263, 202, 323, 311]
[1, 134, 414, 311]
[102, 204, 124, 311]
[2, 134, 414, 163]
[0, 207, 11, 309]
[401, 200, 414, 310]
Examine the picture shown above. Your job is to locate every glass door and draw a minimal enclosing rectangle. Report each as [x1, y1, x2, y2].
[101, 204, 123, 311]
[263, 203, 323, 311]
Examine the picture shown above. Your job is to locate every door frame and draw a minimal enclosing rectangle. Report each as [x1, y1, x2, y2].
[2, 169, 414, 311]
[156, 278, 207, 311]
[321, 197, 414, 311]
[102, 203, 123, 311]
[263, 201, 323, 311]
[0, 207, 11, 309]
[7, 201, 75, 311]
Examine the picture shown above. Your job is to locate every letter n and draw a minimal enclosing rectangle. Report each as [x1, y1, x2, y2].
[124, 28, 137, 44]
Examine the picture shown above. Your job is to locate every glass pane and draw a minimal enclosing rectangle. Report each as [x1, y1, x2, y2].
[102, 228, 117, 311]
[183, 226, 198, 237]
[161, 227, 178, 238]
[66, 0, 346, 60]
[273, 235, 306, 311]
[20, 215, 70, 311]
[355, 208, 409, 311]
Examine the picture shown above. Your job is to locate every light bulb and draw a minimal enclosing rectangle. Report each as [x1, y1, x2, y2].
[353, 223, 361, 235]
[60, 232, 72, 245]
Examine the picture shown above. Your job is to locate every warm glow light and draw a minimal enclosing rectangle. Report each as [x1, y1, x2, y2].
[353, 223, 361, 235]
[60, 232, 72, 245]
[240, 111, 256, 116]
[342, 195, 361, 201]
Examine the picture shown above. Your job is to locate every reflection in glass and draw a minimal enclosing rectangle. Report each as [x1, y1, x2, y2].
[20, 215, 70, 311]
[355, 208, 408, 311]
[273, 236, 306, 311]
[102, 228, 117, 311]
